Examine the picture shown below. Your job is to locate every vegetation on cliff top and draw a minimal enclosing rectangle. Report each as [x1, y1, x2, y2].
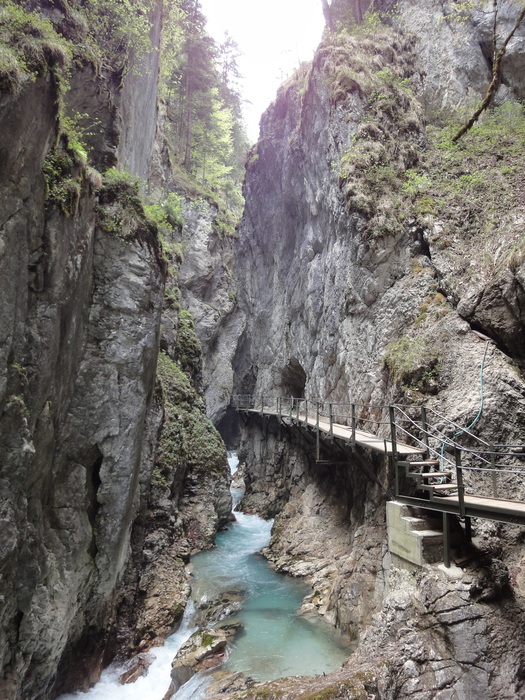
[300, 6, 525, 398]
[159, 0, 249, 214]
[1, 0, 247, 237]
[314, 12, 425, 237]
[312, 5, 525, 268]
[412, 102, 525, 280]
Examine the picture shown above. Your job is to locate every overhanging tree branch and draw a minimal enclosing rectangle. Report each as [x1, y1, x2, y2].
[452, 0, 525, 142]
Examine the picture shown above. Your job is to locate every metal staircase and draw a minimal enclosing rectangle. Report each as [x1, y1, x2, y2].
[400, 459, 457, 496]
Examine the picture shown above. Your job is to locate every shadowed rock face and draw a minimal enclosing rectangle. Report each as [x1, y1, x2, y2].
[0, 64, 166, 696]
[0, 4, 232, 697]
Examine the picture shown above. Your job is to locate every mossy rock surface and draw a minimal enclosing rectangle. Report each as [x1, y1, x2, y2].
[155, 351, 226, 481]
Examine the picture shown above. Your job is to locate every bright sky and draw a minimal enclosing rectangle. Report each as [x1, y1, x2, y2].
[199, 0, 325, 143]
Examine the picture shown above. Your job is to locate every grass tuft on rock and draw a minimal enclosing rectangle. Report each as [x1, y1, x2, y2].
[317, 19, 425, 238]
[384, 337, 440, 395]
[0, 0, 72, 93]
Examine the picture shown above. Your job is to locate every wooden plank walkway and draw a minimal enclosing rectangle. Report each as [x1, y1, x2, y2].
[438, 493, 525, 524]
[396, 492, 525, 526]
[243, 409, 424, 457]
[240, 406, 525, 526]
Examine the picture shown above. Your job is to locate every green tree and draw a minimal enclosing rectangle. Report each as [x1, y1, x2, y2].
[216, 33, 250, 187]
[177, 0, 217, 169]
[159, 0, 248, 207]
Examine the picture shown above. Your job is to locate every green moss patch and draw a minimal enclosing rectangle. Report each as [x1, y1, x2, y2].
[155, 352, 226, 486]
[384, 337, 440, 395]
[175, 310, 202, 381]
[43, 134, 88, 215]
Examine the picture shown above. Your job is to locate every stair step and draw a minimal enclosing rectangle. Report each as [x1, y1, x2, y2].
[401, 516, 428, 532]
[408, 460, 440, 467]
[426, 483, 458, 491]
[414, 470, 453, 478]
[413, 529, 443, 541]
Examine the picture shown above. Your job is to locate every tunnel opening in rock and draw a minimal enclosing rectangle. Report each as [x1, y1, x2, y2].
[280, 357, 307, 397]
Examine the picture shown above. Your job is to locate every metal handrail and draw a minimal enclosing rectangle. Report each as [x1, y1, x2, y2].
[230, 393, 523, 459]
[231, 394, 525, 502]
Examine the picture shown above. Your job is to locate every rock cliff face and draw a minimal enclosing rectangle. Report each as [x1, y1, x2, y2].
[229, 0, 525, 697]
[0, 3, 231, 697]
[0, 66, 164, 696]
[177, 198, 241, 426]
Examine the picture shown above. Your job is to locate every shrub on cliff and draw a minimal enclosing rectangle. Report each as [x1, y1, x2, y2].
[0, 1, 71, 92]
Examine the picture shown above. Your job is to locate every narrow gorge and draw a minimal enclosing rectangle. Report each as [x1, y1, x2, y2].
[1, 0, 525, 699]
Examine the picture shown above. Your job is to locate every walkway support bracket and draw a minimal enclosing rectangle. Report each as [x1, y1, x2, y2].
[443, 512, 451, 568]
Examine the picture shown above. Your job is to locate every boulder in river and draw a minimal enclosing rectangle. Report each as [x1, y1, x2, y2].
[170, 628, 229, 692]
[118, 652, 154, 684]
[195, 589, 246, 626]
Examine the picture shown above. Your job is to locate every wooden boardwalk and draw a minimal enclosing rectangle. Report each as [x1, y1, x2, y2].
[426, 493, 525, 524]
[247, 409, 424, 456]
[236, 399, 525, 530]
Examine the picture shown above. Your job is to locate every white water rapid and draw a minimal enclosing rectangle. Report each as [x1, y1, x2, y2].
[59, 600, 199, 700]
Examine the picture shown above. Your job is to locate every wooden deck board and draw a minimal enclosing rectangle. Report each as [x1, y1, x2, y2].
[437, 493, 525, 517]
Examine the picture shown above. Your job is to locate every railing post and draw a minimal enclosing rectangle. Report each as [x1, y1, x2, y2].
[455, 446, 465, 519]
[351, 403, 356, 445]
[490, 445, 497, 498]
[464, 516, 472, 542]
[389, 406, 399, 496]
[421, 406, 429, 452]
[329, 402, 333, 440]
[261, 394, 264, 415]
[443, 512, 451, 568]
[278, 396, 282, 421]
[304, 399, 309, 427]
[296, 398, 300, 422]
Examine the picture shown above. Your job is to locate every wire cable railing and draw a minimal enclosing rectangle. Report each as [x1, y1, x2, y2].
[231, 394, 525, 511]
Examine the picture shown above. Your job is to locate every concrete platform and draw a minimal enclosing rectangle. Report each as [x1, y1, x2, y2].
[387, 501, 443, 566]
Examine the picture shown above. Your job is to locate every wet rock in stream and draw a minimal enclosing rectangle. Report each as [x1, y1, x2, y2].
[196, 589, 247, 626]
[118, 652, 154, 685]
[169, 625, 241, 694]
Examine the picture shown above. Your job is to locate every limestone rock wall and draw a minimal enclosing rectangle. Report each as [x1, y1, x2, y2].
[229, 2, 525, 697]
[178, 199, 241, 425]
[148, 100, 242, 428]
[0, 69, 165, 697]
[0, 4, 232, 696]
